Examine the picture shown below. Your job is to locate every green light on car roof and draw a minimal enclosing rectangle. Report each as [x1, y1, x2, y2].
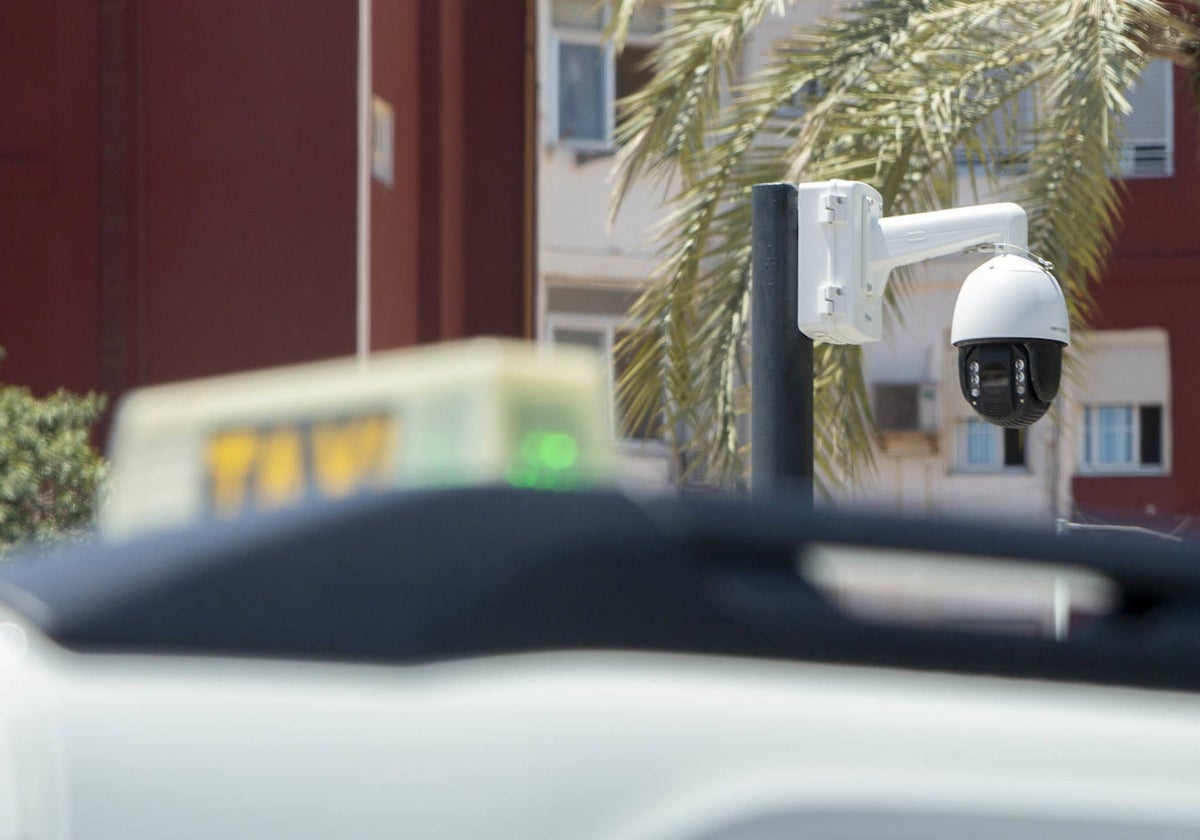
[509, 430, 582, 490]
[519, 430, 579, 470]
[538, 431, 578, 471]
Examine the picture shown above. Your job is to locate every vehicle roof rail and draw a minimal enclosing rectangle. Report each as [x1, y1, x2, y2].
[2, 487, 1199, 692]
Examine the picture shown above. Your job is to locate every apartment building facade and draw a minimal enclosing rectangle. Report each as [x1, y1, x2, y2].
[537, 0, 1192, 531]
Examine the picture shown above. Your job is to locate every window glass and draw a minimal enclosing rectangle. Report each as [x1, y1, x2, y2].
[613, 328, 663, 441]
[558, 42, 606, 142]
[1095, 405, 1134, 465]
[958, 420, 1025, 471]
[1082, 403, 1166, 470]
[548, 322, 663, 443]
[964, 418, 997, 467]
[1140, 405, 1163, 465]
[551, 0, 661, 147]
[615, 43, 655, 126]
[1003, 427, 1025, 467]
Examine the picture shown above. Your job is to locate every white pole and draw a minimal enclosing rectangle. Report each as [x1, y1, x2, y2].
[356, 0, 372, 363]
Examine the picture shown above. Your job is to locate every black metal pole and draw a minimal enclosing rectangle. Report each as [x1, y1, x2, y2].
[751, 182, 813, 504]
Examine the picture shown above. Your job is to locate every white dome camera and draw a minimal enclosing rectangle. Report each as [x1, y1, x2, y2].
[951, 253, 1070, 427]
[789, 181, 1069, 428]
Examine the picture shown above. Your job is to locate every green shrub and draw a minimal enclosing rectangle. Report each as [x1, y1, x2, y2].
[0, 372, 106, 554]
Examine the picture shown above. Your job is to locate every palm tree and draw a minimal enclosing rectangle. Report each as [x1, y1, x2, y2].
[608, 0, 1200, 495]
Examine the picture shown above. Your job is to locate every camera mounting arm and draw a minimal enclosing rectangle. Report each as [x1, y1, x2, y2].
[796, 180, 1027, 345]
[751, 180, 1063, 498]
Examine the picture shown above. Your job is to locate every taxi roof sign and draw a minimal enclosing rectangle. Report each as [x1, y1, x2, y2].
[102, 339, 615, 539]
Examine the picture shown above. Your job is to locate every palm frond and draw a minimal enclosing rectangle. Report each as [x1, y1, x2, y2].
[610, 0, 1200, 494]
[610, 0, 786, 215]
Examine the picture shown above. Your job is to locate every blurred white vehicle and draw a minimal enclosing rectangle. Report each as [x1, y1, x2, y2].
[3, 484, 1200, 839]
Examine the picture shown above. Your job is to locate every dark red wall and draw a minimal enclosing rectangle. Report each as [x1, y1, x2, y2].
[458, 0, 535, 339]
[0, 1, 100, 395]
[369, 0, 423, 349]
[136, 3, 359, 384]
[1, 0, 534, 419]
[370, 0, 534, 349]
[1072, 64, 1200, 525]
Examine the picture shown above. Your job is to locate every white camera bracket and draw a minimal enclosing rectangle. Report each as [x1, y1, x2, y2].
[796, 180, 1028, 345]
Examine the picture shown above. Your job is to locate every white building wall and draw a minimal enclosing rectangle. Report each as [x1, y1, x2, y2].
[539, 150, 661, 284]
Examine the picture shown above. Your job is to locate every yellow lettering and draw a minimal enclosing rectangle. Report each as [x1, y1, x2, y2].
[255, 428, 305, 508]
[311, 416, 394, 497]
[311, 421, 361, 497]
[206, 431, 259, 516]
[360, 416, 395, 483]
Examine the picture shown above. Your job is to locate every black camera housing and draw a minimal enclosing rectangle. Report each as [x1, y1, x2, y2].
[957, 339, 1063, 428]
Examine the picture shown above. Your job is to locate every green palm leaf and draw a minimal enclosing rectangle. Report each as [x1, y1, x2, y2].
[610, 0, 1200, 495]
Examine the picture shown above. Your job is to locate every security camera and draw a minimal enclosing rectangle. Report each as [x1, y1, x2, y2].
[951, 253, 1070, 427]
[788, 180, 1069, 427]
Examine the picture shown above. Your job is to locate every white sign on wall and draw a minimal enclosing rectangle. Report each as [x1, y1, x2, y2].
[371, 95, 395, 188]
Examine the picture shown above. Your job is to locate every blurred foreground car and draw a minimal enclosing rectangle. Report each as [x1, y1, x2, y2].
[3, 485, 1200, 839]
[5, 339, 1200, 838]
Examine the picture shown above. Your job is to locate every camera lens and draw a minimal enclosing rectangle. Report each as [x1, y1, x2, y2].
[980, 362, 1008, 395]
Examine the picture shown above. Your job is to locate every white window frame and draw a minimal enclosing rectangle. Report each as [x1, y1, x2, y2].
[1079, 402, 1168, 475]
[546, 0, 660, 151]
[544, 312, 665, 448]
[954, 418, 1027, 474]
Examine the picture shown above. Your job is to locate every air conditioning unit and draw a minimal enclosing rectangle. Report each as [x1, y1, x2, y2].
[873, 383, 938, 433]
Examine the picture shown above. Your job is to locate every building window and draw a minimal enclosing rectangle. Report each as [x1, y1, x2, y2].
[1081, 404, 1163, 471]
[955, 85, 1037, 175]
[956, 418, 1025, 471]
[557, 41, 607, 143]
[953, 59, 1172, 178]
[1120, 59, 1173, 178]
[549, 0, 661, 149]
[547, 316, 664, 443]
[776, 78, 826, 121]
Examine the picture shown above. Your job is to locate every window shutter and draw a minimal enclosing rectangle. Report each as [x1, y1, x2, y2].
[553, 0, 604, 29]
[1076, 330, 1169, 406]
[1121, 59, 1173, 177]
[628, 4, 663, 35]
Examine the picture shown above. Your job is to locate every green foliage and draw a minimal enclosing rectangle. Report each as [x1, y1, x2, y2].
[610, 0, 1200, 495]
[0, 375, 106, 554]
